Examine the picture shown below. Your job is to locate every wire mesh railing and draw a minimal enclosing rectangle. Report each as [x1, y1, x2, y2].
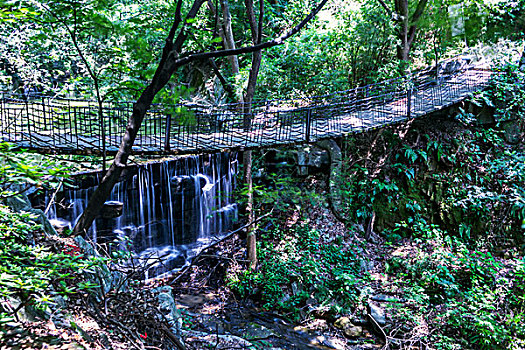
[0, 64, 494, 155]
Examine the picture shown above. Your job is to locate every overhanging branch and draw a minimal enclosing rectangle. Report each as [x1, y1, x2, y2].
[171, 0, 329, 67]
[376, 0, 392, 15]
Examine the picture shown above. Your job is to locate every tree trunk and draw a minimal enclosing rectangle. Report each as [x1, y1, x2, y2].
[73, 0, 206, 235]
[220, 1, 240, 75]
[243, 150, 256, 267]
[395, 0, 410, 62]
[73, 0, 329, 236]
[316, 139, 345, 223]
[242, 0, 264, 269]
[220, 0, 244, 104]
[378, 0, 428, 63]
[208, 0, 243, 102]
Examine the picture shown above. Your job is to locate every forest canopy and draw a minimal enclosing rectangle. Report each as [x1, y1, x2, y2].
[1, 0, 523, 102]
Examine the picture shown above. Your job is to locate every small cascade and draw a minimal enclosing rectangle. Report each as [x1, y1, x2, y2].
[45, 152, 238, 278]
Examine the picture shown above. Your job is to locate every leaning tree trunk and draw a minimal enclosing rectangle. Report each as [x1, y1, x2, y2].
[73, 0, 206, 235]
[220, 0, 242, 92]
[207, 0, 243, 103]
[72, 0, 330, 236]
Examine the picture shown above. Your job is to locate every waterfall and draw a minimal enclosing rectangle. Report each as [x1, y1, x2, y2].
[45, 152, 238, 278]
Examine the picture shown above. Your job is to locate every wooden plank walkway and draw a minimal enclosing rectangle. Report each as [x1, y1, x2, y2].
[0, 65, 493, 155]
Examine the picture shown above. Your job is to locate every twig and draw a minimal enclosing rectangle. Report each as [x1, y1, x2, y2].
[367, 312, 389, 349]
[44, 179, 63, 215]
[107, 317, 145, 350]
[161, 324, 187, 350]
[198, 254, 249, 262]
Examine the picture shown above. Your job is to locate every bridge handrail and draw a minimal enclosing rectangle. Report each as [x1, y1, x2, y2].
[0, 61, 497, 155]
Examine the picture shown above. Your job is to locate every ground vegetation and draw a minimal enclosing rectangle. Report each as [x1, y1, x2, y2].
[1, 0, 525, 348]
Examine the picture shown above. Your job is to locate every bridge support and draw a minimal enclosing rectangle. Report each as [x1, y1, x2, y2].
[316, 139, 345, 223]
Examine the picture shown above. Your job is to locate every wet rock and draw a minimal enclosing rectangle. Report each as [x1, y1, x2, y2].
[368, 302, 386, 325]
[296, 146, 331, 175]
[177, 294, 206, 308]
[100, 201, 123, 219]
[74, 236, 97, 257]
[371, 294, 403, 302]
[242, 323, 274, 340]
[334, 316, 352, 330]
[154, 286, 182, 336]
[50, 218, 70, 235]
[293, 325, 310, 335]
[343, 325, 362, 338]
[6, 192, 56, 236]
[310, 304, 338, 320]
[2, 296, 41, 322]
[74, 236, 127, 296]
[198, 314, 230, 334]
[334, 317, 362, 338]
[315, 335, 346, 349]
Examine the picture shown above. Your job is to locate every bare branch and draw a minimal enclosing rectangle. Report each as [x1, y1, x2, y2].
[245, 0, 258, 43]
[172, 0, 329, 67]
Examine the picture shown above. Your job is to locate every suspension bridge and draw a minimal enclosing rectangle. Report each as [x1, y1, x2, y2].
[0, 59, 495, 156]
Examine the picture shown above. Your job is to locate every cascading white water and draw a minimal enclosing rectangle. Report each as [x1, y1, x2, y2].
[46, 152, 238, 278]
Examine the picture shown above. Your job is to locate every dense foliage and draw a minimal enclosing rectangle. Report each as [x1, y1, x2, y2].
[228, 64, 525, 348]
[0, 142, 99, 325]
[0, 205, 99, 324]
[228, 221, 365, 320]
[1, 0, 525, 347]
[2, 0, 524, 101]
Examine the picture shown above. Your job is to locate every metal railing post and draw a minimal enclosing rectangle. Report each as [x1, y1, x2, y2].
[41, 97, 46, 131]
[99, 102, 107, 172]
[407, 85, 412, 119]
[164, 113, 172, 152]
[305, 109, 312, 143]
[25, 98, 32, 147]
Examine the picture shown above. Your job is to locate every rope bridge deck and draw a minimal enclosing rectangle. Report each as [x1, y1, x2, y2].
[0, 63, 494, 155]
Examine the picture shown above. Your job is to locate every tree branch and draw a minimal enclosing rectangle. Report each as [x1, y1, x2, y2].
[410, 0, 429, 24]
[376, 0, 392, 16]
[167, 0, 184, 43]
[245, 0, 258, 43]
[257, 0, 264, 45]
[171, 0, 328, 67]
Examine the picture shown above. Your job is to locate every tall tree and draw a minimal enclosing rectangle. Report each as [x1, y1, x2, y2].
[376, 0, 429, 61]
[242, 0, 264, 268]
[73, 0, 329, 236]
